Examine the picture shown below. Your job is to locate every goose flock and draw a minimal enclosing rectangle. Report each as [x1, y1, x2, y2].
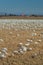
[0, 19, 43, 65]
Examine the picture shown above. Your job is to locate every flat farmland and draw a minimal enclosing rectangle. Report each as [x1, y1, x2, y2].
[0, 19, 43, 65]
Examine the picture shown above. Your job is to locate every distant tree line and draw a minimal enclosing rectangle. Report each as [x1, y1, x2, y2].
[0, 13, 19, 16]
[30, 14, 43, 17]
[0, 13, 43, 17]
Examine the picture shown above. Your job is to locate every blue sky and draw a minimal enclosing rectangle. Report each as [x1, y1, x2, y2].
[0, 0, 43, 15]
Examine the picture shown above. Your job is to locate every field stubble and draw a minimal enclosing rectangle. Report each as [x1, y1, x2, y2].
[0, 19, 43, 65]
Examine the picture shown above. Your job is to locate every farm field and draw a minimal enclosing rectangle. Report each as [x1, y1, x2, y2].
[0, 19, 43, 65]
[0, 16, 43, 19]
